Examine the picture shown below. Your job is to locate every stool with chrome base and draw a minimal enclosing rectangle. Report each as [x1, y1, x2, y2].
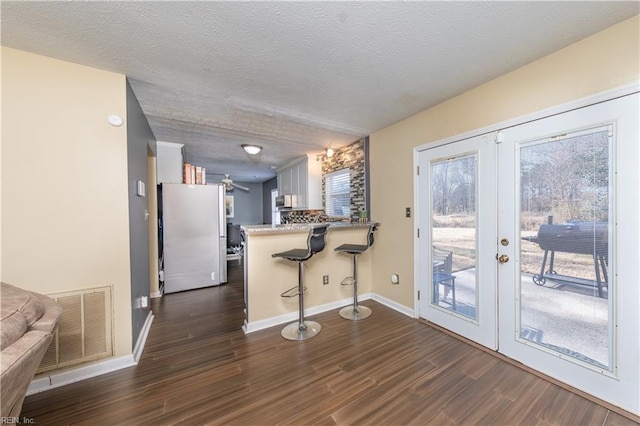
[272, 224, 329, 340]
[334, 223, 378, 320]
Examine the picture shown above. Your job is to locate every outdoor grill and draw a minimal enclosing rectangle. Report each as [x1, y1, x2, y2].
[527, 219, 608, 298]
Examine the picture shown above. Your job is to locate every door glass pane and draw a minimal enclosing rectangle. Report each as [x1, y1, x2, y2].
[519, 128, 611, 370]
[431, 154, 477, 319]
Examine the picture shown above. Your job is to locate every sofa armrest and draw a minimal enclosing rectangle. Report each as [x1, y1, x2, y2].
[0, 331, 53, 417]
[28, 292, 62, 334]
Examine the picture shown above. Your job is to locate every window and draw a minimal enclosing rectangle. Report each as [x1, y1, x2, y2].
[325, 168, 351, 218]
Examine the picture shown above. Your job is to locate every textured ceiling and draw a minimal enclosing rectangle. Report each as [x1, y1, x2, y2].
[2, 1, 638, 182]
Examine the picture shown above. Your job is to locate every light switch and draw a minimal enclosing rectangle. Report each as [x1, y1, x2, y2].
[137, 180, 146, 197]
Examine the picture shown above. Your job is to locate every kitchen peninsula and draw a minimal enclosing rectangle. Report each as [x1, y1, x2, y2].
[241, 222, 378, 333]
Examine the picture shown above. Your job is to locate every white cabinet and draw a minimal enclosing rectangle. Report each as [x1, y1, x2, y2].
[297, 159, 307, 208]
[277, 154, 322, 209]
[279, 167, 292, 195]
[156, 141, 184, 183]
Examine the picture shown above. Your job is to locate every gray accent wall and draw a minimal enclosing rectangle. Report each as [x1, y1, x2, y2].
[226, 181, 264, 226]
[126, 79, 155, 348]
[262, 177, 277, 224]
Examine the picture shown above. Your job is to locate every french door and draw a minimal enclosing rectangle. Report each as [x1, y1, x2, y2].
[417, 133, 497, 349]
[417, 93, 639, 413]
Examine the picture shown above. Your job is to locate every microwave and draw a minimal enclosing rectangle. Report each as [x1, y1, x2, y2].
[276, 194, 297, 209]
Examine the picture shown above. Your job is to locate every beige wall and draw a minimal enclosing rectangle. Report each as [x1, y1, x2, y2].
[1, 47, 133, 357]
[0, 51, 3, 282]
[369, 16, 640, 309]
[245, 227, 373, 324]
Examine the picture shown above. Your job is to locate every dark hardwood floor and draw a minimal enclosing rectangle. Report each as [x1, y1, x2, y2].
[22, 260, 638, 425]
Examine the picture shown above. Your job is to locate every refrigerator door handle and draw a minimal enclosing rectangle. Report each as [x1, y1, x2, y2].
[219, 185, 226, 237]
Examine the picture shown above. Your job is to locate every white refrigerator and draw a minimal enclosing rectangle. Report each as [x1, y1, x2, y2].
[161, 183, 227, 293]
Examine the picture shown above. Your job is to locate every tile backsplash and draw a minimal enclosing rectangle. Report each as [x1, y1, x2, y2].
[281, 209, 327, 223]
[321, 137, 368, 222]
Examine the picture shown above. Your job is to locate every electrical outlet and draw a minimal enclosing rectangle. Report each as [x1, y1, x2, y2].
[211, 272, 216, 281]
[323, 275, 329, 285]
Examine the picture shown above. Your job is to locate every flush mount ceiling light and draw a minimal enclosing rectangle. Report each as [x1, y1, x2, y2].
[242, 144, 262, 155]
[326, 147, 335, 158]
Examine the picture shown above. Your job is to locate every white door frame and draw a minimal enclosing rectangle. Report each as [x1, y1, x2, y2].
[413, 85, 639, 414]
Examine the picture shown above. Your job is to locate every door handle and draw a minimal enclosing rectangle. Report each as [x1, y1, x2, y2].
[498, 254, 509, 263]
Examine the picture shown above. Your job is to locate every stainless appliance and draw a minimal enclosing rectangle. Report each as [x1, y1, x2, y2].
[161, 183, 227, 293]
[276, 194, 297, 209]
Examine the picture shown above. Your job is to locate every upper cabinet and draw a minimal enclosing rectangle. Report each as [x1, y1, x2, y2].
[277, 154, 322, 209]
[278, 167, 292, 195]
[156, 141, 184, 183]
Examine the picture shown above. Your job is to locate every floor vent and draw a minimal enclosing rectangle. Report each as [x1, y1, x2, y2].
[37, 286, 113, 374]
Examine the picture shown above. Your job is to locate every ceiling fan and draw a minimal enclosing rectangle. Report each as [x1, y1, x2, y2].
[219, 174, 249, 192]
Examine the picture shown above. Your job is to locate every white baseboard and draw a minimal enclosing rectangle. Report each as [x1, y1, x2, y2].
[27, 355, 136, 396]
[150, 291, 162, 298]
[27, 311, 154, 395]
[369, 293, 416, 318]
[243, 293, 373, 334]
[133, 311, 154, 362]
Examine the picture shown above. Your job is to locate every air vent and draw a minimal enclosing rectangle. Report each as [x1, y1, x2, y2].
[37, 286, 113, 373]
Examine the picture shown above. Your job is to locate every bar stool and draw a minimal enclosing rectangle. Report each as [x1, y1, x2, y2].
[272, 224, 329, 340]
[334, 223, 378, 320]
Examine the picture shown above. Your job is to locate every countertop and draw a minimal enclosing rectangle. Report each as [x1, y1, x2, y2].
[241, 222, 379, 235]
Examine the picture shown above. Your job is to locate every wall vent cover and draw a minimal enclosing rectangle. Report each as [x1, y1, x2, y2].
[37, 286, 113, 373]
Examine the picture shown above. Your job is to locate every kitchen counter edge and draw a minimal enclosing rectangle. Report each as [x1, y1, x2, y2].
[241, 222, 380, 235]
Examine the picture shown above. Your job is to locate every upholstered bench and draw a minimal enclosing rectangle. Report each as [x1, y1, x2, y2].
[1, 282, 62, 417]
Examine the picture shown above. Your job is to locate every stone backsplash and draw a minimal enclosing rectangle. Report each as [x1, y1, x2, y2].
[321, 137, 369, 222]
